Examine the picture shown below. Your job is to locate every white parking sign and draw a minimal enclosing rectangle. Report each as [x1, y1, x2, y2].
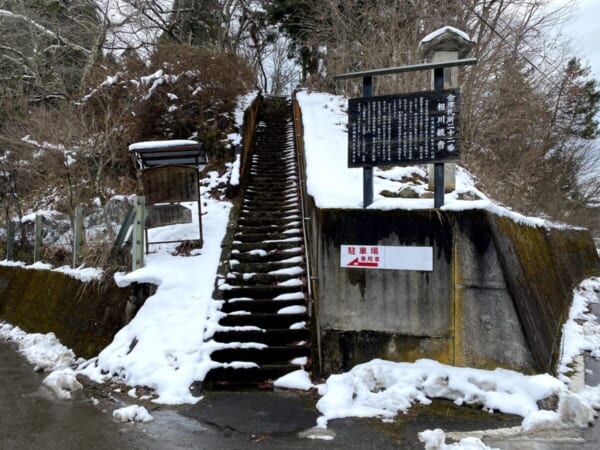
[340, 245, 433, 271]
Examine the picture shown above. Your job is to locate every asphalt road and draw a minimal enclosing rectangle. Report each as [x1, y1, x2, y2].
[3, 301, 600, 450]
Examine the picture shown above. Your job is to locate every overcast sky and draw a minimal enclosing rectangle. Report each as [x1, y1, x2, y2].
[557, 0, 600, 78]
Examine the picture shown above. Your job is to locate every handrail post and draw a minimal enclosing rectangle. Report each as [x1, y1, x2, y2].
[72, 206, 84, 267]
[132, 196, 145, 270]
[33, 214, 43, 263]
[6, 220, 15, 261]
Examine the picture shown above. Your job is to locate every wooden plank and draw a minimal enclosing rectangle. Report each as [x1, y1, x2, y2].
[141, 165, 199, 204]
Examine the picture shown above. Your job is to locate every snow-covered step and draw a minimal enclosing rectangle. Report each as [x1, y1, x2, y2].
[209, 96, 310, 387]
[219, 313, 307, 329]
[211, 328, 309, 346]
[210, 346, 310, 366]
[220, 298, 306, 314]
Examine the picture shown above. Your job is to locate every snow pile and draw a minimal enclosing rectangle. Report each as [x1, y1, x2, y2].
[558, 277, 600, 380]
[521, 387, 600, 431]
[43, 368, 83, 400]
[0, 323, 77, 372]
[315, 358, 564, 428]
[310, 278, 600, 432]
[112, 405, 154, 423]
[419, 429, 495, 450]
[78, 172, 232, 404]
[273, 369, 314, 391]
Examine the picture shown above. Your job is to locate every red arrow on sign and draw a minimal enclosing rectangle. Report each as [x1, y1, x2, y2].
[347, 257, 379, 268]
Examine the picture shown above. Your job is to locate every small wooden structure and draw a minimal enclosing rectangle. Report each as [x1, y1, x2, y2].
[129, 140, 207, 251]
[129, 139, 207, 169]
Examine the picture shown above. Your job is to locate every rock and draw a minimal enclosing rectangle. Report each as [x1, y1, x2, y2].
[380, 187, 420, 198]
[537, 394, 559, 411]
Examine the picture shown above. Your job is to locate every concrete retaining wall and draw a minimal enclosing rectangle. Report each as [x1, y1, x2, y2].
[307, 205, 599, 376]
[0, 266, 147, 358]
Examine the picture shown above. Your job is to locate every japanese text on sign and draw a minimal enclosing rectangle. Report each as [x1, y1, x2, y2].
[340, 245, 433, 271]
[347, 89, 459, 168]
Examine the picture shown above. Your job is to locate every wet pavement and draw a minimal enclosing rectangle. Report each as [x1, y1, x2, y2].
[0, 338, 522, 449]
[3, 307, 600, 450]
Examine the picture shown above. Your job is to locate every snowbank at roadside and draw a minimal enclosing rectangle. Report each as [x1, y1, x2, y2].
[273, 278, 600, 435]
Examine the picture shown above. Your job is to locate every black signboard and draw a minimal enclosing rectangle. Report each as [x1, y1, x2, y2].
[348, 89, 460, 167]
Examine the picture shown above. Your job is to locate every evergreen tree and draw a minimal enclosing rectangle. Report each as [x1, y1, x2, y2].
[552, 58, 600, 142]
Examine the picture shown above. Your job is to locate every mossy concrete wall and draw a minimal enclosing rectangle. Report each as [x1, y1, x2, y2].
[489, 216, 600, 372]
[307, 206, 599, 376]
[0, 266, 135, 358]
[453, 212, 535, 372]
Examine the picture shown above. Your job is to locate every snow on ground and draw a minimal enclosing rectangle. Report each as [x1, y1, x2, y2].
[307, 278, 600, 435]
[112, 404, 154, 423]
[558, 277, 600, 381]
[1, 88, 599, 446]
[0, 259, 103, 282]
[0, 323, 79, 372]
[78, 171, 233, 405]
[315, 359, 563, 427]
[4, 276, 600, 437]
[295, 90, 567, 229]
[43, 368, 83, 400]
[273, 369, 314, 391]
[419, 428, 495, 450]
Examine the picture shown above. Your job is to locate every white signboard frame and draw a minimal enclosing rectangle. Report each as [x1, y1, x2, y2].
[340, 245, 433, 271]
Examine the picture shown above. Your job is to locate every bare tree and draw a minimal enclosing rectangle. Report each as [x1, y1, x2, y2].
[270, 0, 599, 226]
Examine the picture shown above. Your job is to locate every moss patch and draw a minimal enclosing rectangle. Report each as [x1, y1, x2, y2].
[0, 265, 130, 358]
[489, 215, 600, 372]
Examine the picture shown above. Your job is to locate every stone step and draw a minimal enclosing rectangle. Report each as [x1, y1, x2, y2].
[235, 223, 301, 235]
[210, 346, 310, 365]
[242, 198, 299, 208]
[221, 298, 306, 314]
[231, 240, 302, 253]
[229, 259, 304, 273]
[220, 283, 305, 300]
[247, 176, 297, 184]
[240, 205, 300, 215]
[244, 191, 297, 200]
[212, 328, 309, 346]
[250, 159, 293, 164]
[236, 217, 301, 228]
[237, 210, 301, 221]
[233, 231, 301, 244]
[225, 272, 304, 286]
[231, 248, 304, 264]
[204, 364, 301, 386]
[219, 313, 307, 329]
[244, 184, 298, 193]
[249, 164, 296, 171]
[241, 195, 298, 205]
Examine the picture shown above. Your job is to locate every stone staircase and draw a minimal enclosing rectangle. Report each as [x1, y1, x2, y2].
[207, 97, 310, 386]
